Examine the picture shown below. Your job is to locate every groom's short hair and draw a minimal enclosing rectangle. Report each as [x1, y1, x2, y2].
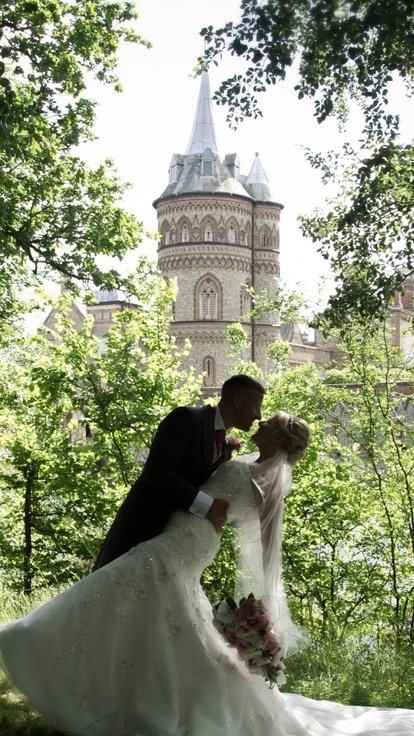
[221, 374, 265, 399]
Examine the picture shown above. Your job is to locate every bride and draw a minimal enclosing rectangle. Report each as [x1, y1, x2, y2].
[0, 411, 413, 736]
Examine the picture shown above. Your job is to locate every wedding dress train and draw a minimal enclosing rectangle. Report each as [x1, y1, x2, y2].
[0, 458, 412, 735]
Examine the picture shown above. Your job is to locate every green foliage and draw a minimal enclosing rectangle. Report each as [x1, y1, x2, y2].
[267, 338, 292, 372]
[0, 684, 54, 735]
[302, 138, 414, 330]
[0, 271, 202, 592]
[0, 0, 152, 323]
[322, 367, 353, 385]
[251, 330, 414, 647]
[249, 285, 308, 326]
[283, 639, 414, 708]
[202, 526, 237, 602]
[201, 1, 414, 327]
[226, 322, 249, 354]
[201, 0, 413, 128]
[224, 359, 265, 386]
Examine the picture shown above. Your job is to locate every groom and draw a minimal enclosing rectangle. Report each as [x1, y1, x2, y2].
[93, 374, 265, 569]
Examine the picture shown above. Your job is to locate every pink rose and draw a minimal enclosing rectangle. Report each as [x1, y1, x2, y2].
[262, 632, 281, 655]
[238, 598, 258, 619]
[236, 599, 271, 633]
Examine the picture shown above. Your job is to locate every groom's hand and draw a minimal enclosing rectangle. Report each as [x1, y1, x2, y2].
[206, 499, 230, 533]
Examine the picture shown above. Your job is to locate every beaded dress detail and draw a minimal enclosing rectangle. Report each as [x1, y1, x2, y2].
[0, 459, 413, 735]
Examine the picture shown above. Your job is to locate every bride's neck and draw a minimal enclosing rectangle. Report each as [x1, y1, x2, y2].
[256, 448, 279, 463]
[256, 437, 286, 463]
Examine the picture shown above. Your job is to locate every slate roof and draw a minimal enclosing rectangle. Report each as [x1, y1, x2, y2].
[154, 72, 280, 206]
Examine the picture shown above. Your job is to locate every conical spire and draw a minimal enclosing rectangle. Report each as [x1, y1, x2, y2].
[244, 152, 277, 203]
[185, 72, 218, 155]
[245, 152, 269, 184]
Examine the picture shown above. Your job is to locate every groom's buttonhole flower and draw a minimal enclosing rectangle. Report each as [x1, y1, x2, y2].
[212, 593, 285, 687]
[227, 435, 241, 457]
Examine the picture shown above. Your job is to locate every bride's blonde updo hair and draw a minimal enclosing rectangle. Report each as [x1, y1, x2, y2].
[269, 411, 311, 467]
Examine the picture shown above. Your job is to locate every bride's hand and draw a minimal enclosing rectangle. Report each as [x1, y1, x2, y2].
[206, 498, 230, 533]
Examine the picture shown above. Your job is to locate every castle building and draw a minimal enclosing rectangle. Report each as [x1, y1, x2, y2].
[153, 72, 284, 391]
[43, 73, 347, 387]
[389, 274, 414, 363]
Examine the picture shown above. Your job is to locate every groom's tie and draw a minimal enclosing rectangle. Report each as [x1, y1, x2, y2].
[215, 428, 226, 459]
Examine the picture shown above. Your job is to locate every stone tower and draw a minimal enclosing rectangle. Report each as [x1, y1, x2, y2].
[153, 72, 283, 391]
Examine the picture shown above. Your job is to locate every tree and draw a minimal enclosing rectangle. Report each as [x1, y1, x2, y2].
[201, 0, 414, 327]
[0, 269, 201, 593]
[300, 134, 414, 331]
[321, 322, 414, 645]
[202, 0, 414, 127]
[0, 1, 151, 322]
[263, 326, 414, 647]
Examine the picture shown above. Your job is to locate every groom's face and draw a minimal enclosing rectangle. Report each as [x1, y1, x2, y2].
[232, 389, 263, 432]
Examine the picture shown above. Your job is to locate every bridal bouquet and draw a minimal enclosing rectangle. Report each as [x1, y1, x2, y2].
[212, 593, 285, 687]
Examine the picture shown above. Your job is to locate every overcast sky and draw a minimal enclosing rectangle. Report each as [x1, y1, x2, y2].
[79, 0, 412, 305]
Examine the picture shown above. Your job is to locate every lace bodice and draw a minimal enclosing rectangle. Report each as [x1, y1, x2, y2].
[158, 460, 258, 579]
[201, 459, 259, 523]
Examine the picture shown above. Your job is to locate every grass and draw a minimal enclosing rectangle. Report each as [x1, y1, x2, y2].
[0, 681, 57, 735]
[0, 587, 413, 733]
[280, 639, 414, 709]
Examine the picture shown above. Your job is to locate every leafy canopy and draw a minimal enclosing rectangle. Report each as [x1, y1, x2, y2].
[201, 0, 414, 128]
[0, 1, 151, 318]
[201, 0, 414, 328]
[0, 266, 201, 592]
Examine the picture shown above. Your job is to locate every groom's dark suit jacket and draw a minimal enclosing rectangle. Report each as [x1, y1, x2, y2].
[93, 404, 230, 570]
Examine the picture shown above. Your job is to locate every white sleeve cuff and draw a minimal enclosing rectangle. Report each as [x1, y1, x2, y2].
[189, 491, 214, 518]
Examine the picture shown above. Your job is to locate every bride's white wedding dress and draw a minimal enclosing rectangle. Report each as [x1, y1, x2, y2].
[0, 456, 413, 736]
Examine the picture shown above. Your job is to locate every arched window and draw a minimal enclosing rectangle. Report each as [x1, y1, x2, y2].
[164, 229, 170, 246]
[204, 223, 214, 242]
[198, 277, 219, 320]
[228, 225, 236, 243]
[98, 337, 107, 354]
[239, 228, 249, 245]
[241, 281, 252, 319]
[261, 228, 270, 247]
[203, 356, 215, 387]
[181, 223, 189, 242]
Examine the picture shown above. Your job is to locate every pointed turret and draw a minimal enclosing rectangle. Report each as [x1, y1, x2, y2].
[244, 152, 278, 203]
[154, 74, 284, 391]
[185, 72, 218, 154]
[154, 72, 250, 201]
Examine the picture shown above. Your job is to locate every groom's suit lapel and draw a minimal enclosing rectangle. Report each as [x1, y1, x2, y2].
[187, 404, 224, 474]
[201, 404, 216, 472]
[204, 405, 229, 468]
